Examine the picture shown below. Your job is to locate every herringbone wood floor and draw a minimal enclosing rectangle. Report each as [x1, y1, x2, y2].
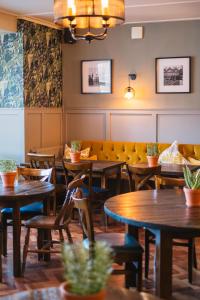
[1, 219, 200, 299]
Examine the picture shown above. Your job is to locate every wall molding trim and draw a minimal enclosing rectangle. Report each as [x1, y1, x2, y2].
[65, 108, 200, 144]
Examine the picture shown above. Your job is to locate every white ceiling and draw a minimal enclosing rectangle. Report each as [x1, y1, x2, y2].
[0, 0, 200, 25]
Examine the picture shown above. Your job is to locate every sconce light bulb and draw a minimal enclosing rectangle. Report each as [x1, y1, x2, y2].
[124, 86, 135, 100]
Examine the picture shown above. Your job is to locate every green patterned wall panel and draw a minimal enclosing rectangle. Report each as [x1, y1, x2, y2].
[18, 20, 62, 107]
[0, 33, 23, 108]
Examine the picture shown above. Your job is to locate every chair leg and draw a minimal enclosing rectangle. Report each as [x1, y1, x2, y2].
[193, 241, 198, 269]
[137, 255, 143, 292]
[1, 215, 7, 257]
[65, 227, 73, 243]
[145, 230, 150, 279]
[0, 230, 3, 282]
[125, 262, 137, 288]
[188, 239, 193, 284]
[22, 228, 30, 275]
[37, 229, 44, 261]
[59, 229, 64, 243]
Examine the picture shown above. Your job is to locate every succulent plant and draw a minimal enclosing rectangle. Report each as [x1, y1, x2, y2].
[183, 165, 200, 189]
[147, 143, 159, 156]
[62, 241, 113, 296]
[0, 160, 17, 173]
[70, 140, 81, 153]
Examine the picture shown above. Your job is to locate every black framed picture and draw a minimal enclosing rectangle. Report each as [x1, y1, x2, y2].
[81, 59, 112, 94]
[155, 57, 191, 94]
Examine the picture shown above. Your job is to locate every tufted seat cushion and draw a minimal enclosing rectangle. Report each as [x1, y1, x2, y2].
[80, 140, 200, 165]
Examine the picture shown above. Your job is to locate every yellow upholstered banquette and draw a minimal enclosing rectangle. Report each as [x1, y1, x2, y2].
[81, 140, 200, 165]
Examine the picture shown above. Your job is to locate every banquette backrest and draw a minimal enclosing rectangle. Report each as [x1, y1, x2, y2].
[81, 140, 200, 165]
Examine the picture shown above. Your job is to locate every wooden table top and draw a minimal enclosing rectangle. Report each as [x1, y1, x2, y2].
[104, 189, 200, 235]
[56, 160, 125, 173]
[130, 163, 199, 177]
[0, 181, 55, 200]
[1, 287, 160, 300]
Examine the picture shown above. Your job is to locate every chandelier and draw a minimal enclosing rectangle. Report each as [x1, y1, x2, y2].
[54, 0, 125, 42]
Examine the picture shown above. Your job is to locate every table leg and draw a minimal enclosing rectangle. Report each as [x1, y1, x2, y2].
[101, 173, 106, 189]
[154, 230, 173, 299]
[127, 224, 139, 240]
[12, 205, 21, 277]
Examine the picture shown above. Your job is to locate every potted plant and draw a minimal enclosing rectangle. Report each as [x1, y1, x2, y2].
[183, 165, 200, 207]
[70, 141, 81, 163]
[0, 160, 17, 187]
[146, 143, 159, 167]
[60, 241, 113, 300]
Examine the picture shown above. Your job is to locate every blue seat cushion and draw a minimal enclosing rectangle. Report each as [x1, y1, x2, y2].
[2, 202, 43, 215]
[82, 186, 109, 198]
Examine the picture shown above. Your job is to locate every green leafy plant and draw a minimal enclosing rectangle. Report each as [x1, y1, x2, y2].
[183, 165, 200, 189]
[70, 140, 81, 153]
[0, 160, 17, 173]
[147, 143, 159, 156]
[62, 241, 113, 296]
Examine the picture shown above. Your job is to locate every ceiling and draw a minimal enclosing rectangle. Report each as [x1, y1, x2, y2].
[0, 0, 200, 25]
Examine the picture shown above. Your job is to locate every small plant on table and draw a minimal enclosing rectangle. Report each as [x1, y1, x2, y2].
[60, 241, 113, 300]
[183, 165, 200, 207]
[146, 144, 159, 167]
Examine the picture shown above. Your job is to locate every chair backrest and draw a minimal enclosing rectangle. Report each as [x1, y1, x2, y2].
[155, 175, 185, 190]
[27, 153, 56, 183]
[128, 165, 161, 191]
[55, 177, 93, 232]
[62, 161, 93, 197]
[71, 185, 95, 243]
[17, 167, 53, 183]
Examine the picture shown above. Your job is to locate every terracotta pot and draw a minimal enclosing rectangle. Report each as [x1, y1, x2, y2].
[60, 283, 106, 300]
[184, 187, 200, 207]
[147, 156, 159, 167]
[0, 171, 17, 187]
[70, 152, 81, 163]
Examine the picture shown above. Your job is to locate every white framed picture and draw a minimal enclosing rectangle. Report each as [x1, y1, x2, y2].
[81, 60, 112, 94]
[156, 57, 191, 94]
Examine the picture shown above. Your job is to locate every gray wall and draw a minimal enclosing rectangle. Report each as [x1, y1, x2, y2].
[63, 21, 200, 110]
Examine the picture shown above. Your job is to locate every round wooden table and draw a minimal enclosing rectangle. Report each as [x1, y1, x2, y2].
[0, 181, 55, 277]
[130, 163, 199, 178]
[104, 189, 200, 299]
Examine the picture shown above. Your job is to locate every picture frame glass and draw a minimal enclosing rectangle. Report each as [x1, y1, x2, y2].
[82, 60, 112, 94]
[156, 57, 191, 93]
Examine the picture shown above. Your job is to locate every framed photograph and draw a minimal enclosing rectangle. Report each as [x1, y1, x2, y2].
[81, 59, 112, 94]
[156, 57, 191, 93]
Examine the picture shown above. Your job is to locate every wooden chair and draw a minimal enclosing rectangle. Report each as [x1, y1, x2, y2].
[1, 167, 53, 256]
[145, 176, 197, 283]
[21, 178, 76, 274]
[62, 161, 110, 222]
[27, 153, 66, 210]
[0, 225, 3, 282]
[127, 165, 161, 191]
[71, 179, 143, 290]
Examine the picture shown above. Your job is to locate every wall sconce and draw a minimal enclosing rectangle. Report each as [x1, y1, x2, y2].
[124, 73, 137, 100]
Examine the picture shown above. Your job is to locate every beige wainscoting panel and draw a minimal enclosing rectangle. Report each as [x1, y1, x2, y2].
[110, 113, 156, 142]
[65, 109, 200, 145]
[42, 112, 62, 147]
[0, 108, 24, 163]
[26, 112, 42, 152]
[157, 113, 200, 144]
[25, 108, 63, 155]
[66, 112, 106, 141]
